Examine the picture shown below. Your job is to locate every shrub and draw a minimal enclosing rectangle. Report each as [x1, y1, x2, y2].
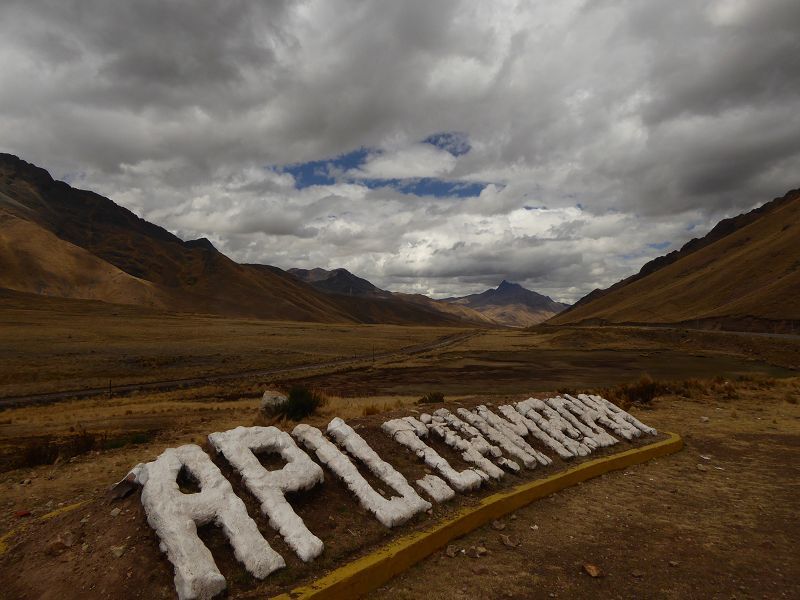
[362, 403, 381, 416]
[271, 385, 325, 421]
[600, 374, 671, 409]
[417, 391, 445, 404]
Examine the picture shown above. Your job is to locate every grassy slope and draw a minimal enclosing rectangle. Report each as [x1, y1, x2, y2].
[550, 190, 800, 326]
[0, 209, 172, 309]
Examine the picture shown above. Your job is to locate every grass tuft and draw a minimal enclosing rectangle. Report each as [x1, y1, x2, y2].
[417, 391, 445, 404]
[268, 385, 326, 421]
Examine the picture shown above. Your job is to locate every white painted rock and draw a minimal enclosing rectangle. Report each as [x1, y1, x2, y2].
[260, 390, 288, 413]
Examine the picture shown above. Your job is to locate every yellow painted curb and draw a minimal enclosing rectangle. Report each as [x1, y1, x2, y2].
[0, 500, 89, 555]
[274, 432, 683, 600]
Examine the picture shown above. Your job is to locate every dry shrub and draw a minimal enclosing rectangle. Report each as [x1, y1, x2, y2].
[735, 373, 778, 390]
[719, 381, 739, 400]
[269, 385, 327, 421]
[417, 391, 445, 404]
[597, 373, 752, 408]
[18, 437, 61, 469]
[11, 426, 158, 471]
[602, 374, 670, 409]
[362, 403, 381, 416]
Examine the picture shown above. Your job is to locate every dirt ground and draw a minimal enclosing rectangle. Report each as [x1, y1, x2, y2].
[373, 383, 800, 600]
[0, 377, 798, 599]
[1, 320, 799, 599]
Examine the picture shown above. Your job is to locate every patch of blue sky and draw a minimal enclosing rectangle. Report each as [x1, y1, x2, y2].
[361, 177, 487, 197]
[280, 147, 370, 188]
[422, 132, 471, 156]
[277, 132, 489, 197]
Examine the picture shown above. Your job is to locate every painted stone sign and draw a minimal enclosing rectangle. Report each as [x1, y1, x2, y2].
[123, 394, 657, 599]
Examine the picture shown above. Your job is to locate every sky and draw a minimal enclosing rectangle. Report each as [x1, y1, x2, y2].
[1, 0, 798, 302]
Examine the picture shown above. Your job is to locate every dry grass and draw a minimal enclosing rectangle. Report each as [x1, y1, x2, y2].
[559, 372, 783, 410]
[417, 391, 446, 404]
[0, 294, 466, 397]
[548, 190, 800, 327]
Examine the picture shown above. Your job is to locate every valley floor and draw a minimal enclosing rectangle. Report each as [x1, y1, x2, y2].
[0, 306, 798, 598]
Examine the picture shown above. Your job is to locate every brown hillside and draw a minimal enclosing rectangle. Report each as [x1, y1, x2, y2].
[549, 189, 800, 330]
[0, 209, 171, 308]
[392, 293, 498, 326]
[473, 303, 561, 328]
[0, 154, 465, 325]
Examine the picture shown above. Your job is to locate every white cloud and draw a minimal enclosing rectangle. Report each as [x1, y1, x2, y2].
[0, 0, 798, 302]
[350, 143, 457, 180]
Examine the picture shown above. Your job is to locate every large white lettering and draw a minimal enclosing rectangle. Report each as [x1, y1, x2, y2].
[208, 426, 324, 562]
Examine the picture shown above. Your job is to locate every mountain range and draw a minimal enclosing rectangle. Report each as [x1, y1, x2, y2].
[444, 280, 570, 328]
[0, 153, 564, 327]
[289, 268, 569, 326]
[3, 152, 796, 333]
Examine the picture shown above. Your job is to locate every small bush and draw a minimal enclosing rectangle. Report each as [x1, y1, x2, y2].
[18, 437, 60, 468]
[271, 385, 325, 421]
[600, 374, 671, 409]
[11, 426, 159, 470]
[417, 391, 445, 404]
[102, 430, 156, 450]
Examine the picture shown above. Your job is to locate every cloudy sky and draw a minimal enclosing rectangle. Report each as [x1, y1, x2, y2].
[1, 0, 799, 301]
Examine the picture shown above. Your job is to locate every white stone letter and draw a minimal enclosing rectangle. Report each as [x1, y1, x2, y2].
[208, 426, 324, 562]
[130, 444, 283, 600]
[383, 416, 484, 492]
[293, 419, 431, 527]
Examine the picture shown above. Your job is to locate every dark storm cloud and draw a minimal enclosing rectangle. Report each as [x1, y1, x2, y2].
[0, 0, 798, 301]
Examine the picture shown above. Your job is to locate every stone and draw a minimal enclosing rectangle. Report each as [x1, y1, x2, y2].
[467, 545, 487, 558]
[699, 416, 709, 423]
[491, 520, 506, 531]
[110, 507, 121, 517]
[583, 563, 603, 578]
[44, 539, 67, 556]
[445, 545, 459, 558]
[260, 390, 288, 413]
[696, 464, 709, 472]
[500, 534, 519, 548]
[110, 545, 126, 558]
